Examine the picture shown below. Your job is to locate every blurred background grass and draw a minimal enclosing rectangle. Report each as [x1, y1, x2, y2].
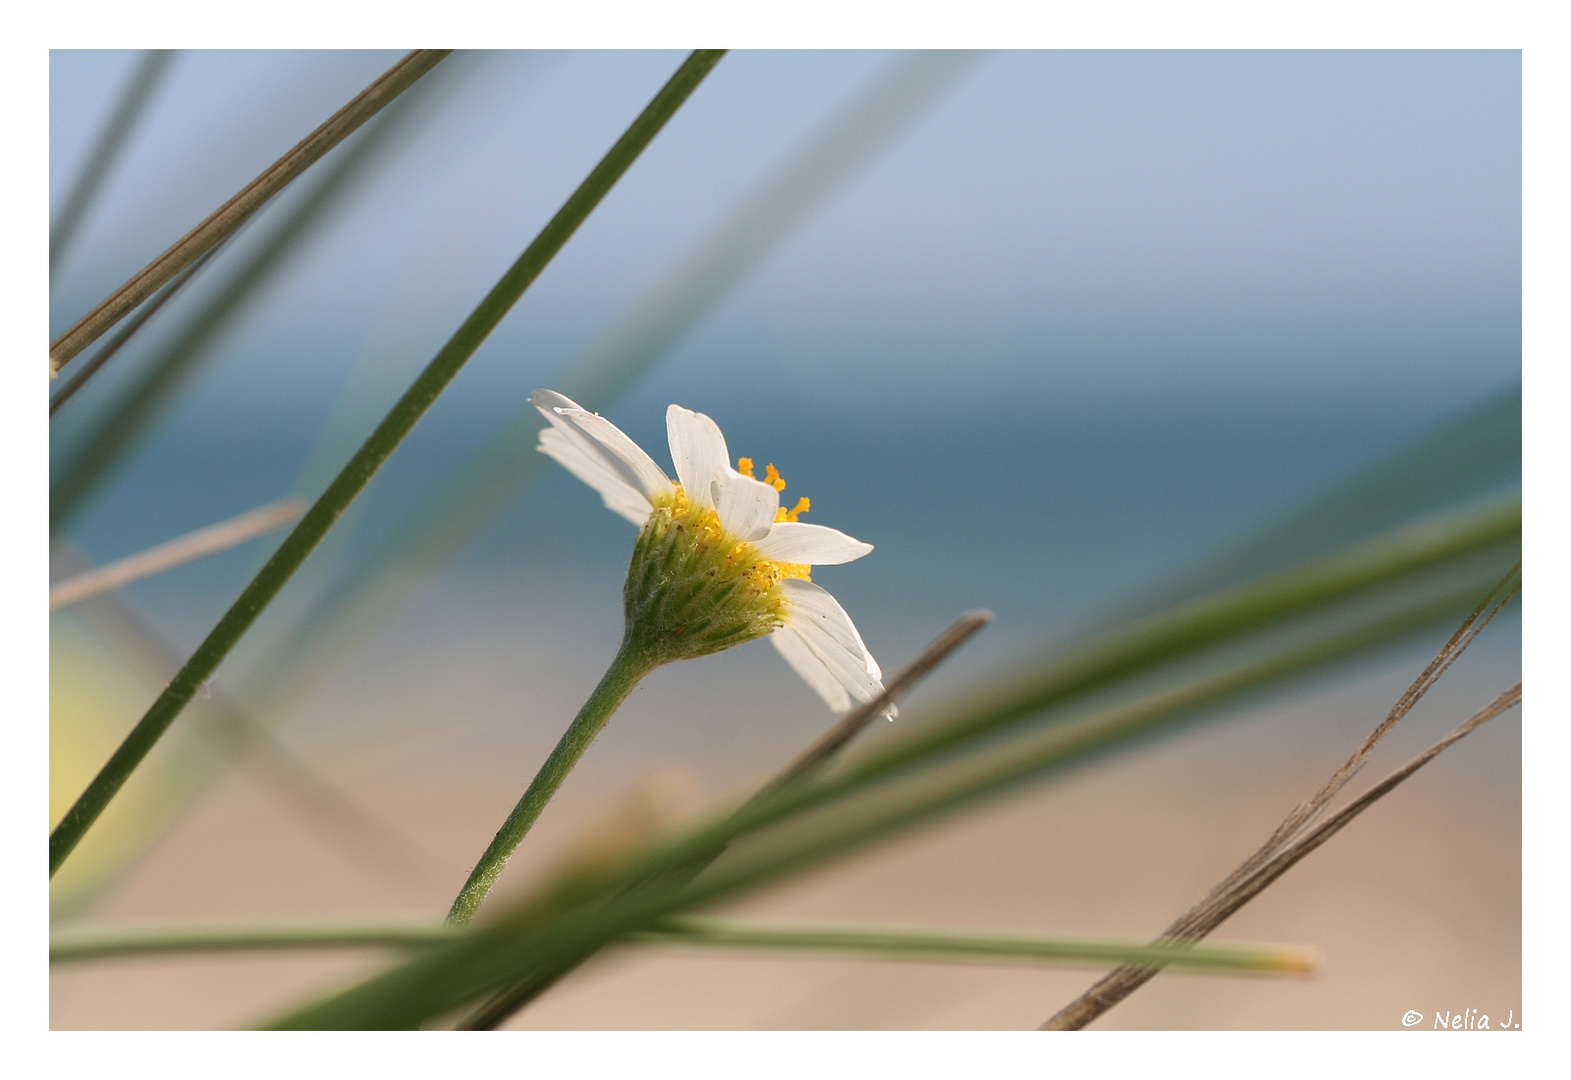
[49, 49, 1520, 1028]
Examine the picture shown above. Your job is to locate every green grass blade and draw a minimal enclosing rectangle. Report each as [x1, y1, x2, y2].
[50, 920, 456, 962]
[49, 50, 450, 376]
[51, 50, 179, 275]
[237, 51, 984, 712]
[48, 50, 729, 878]
[52, 916, 1314, 977]
[630, 917, 1317, 976]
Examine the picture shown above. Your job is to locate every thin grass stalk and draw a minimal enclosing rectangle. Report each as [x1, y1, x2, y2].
[51, 921, 455, 962]
[1040, 573, 1520, 1029]
[1042, 682, 1522, 1029]
[1262, 564, 1520, 848]
[48, 50, 449, 376]
[51, 916, 1315, 977]
[626, 917, 1318, 976]
[48, 50, 729, 877]
[264, 576, 1500, 1029]
[50, 498, 305, 609]
[50, 50, 178, 274]
[1188, 567, 1519, 904]
[49, 240, 224, 417]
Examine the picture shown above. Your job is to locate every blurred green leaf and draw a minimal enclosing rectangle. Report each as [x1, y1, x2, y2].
[626, 917, 1318, 976]
[51, 919, 454, 962]
[52, 915, 1315, 977]
[51, 50, 179, 275]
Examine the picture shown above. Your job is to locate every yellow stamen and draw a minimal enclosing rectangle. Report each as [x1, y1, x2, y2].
[763, 464, 786, 492]
[737, 457, 755, 478]
[654, 480, 815, 604]
[748, 559, 812, 591]
[775, 497, 810, 523]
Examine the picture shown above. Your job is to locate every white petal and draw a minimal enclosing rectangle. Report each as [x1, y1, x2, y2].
[711, 467, 779, 541]
[538, 428, 652, 526]
[778, 578, 882, 680]
[529, 389, 602, 457]
[529, 388, 589, 415]
[771, 626, 850, 712]
[751, 522, 874, 565]
[666, 405, 729, 510]
[555, 410, 672, 501]
[530, 390, 672, 504]
[777, 579, 894, 717]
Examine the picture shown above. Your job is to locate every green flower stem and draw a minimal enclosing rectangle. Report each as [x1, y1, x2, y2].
[48, 49, 727, 879]
[446, 643, 657, 925]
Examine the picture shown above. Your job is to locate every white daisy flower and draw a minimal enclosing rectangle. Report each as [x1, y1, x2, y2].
[530, 389, 892, 717]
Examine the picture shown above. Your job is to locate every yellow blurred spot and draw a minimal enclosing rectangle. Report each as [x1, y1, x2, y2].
[737, 457, 755, 478]
[763, 464, 786, 492]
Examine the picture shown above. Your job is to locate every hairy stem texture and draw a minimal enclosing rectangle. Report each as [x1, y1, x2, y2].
[446, 644, 655, 924]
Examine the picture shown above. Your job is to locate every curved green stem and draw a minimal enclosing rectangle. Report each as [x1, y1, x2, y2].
[446, 643, 656, 925]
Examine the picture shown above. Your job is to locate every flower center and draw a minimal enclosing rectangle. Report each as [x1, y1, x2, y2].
[660, 481, 811, 588]
[625, 463, 816, 663]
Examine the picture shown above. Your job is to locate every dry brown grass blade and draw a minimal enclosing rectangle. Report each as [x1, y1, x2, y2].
[49, 239, 227, 417]
[1040, 568, 1521, 1030]
[1042, 684, 1520, 1030]
[48, 50, 450, 377]
[50, 498, 306, 610]
[1234, 563, 1518, 886]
